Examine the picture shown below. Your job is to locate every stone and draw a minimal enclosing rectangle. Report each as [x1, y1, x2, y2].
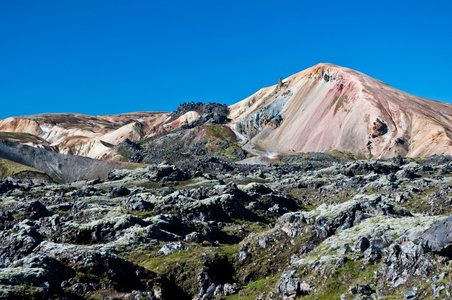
[354, 237, 370, 253]
[157, 242, 188, 256]
[337, 243, 351, 255]
[184, 231, 203, 243]
[404, 289, 417, 299]
[25, 201, 52, 220]
[109, 186, 130, 197]
[299, 282, 312, 295]
[277, 270, 300, 296]
[357, 284, 372, 295]
[123, 196, 153, 211]
[236, 242, 250, 262]
[422, 215, 452, 257]
[364, 245, 381, 264]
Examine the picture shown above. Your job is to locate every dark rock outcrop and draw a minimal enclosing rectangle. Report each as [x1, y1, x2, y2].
[422, 216, 452, 257]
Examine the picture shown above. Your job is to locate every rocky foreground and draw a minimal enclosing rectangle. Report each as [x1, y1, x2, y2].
[1, 153, 452, 299]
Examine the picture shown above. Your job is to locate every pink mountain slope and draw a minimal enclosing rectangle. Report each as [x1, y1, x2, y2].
[229, 63, 452, 158]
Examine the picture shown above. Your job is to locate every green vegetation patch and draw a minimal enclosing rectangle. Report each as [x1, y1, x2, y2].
[224, 274, 281, 300]
[204, 125, 237, 143]
[325, 150, 358, 161]
[124, 243, 238, 297]
[0, 159, 45, 178]
[302, 260, 378, 300]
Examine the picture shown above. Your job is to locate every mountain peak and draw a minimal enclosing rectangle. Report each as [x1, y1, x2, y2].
[230, 64, 452, 159]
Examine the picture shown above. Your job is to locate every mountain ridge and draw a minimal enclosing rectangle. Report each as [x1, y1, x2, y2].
[1, 63, 452, 165]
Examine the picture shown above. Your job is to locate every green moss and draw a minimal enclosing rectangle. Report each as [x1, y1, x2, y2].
[121, 162, 149, 170]
[302, 260, 378, 300]
[224, 274, 281, 300]
[219, 244, 240, 255]
[128, 210, 155, 219]
[204, 125, 237, 142]
[124, 180, 161, 190]
[0, 159, 45, 178]
[224, 144, 245, 159]
[49, 173, 62, 184]
[124, 244, 234, 295]
[325, 150, 357, 161]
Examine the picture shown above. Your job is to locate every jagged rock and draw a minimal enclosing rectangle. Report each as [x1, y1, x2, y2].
[157, 242, 188, 256]
[62, 251, 168, 297]
[0, 180, 15, 194]
[422, 215, 452, 257]
[123, 196, 153, 211]
[336, 256, 348, 267]
[299, 282, 312, 295]
[110, 186, 131, 197]
[0, 221, 43, 265]
[354, 237, 370, 253]
[5, 135, 452, 299]
[277, 194, 400, 240]
[236, 242, 250, 262]
[277, 270, 300, 296]
[24, 201, 52, 220]
[185, 231, 203, 243]
[0, 208, 13, 224]
[221, 283, 240, 295]
[337, 243, 351, 255]
[1, 254, 71, 288]
[299, 243, 316, 255]
[357, 284, 373, 295]
[377, 240, 429, 287]
[156, 165, 189, 182]
[370, 230, 391, 249]
[404, 289, 417, 299]
[240, 182, 272, 195]
[364, 245, 381, 264]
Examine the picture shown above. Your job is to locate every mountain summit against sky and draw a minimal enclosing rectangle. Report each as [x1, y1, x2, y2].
[1, 63, 452, 166]
[230, 63, 452, 159]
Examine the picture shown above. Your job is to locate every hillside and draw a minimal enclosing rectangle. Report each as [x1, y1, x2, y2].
[230, 63, 452, 159]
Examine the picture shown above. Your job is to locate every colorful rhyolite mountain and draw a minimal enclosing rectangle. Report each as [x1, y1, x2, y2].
[2, 63, 452, 160]
[230, 63, 452, 158]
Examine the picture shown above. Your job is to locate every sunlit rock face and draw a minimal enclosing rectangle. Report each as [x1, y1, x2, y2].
[229, 63, 452, 159]
[0, 112, 170, 159]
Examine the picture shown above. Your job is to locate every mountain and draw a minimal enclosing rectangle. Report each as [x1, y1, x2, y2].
[230, 63, 452, 158]
[0, 112, 169, 160]
[2, 64, 452, 163]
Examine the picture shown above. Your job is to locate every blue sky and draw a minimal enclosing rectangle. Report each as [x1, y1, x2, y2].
[1, 1, 451, 118]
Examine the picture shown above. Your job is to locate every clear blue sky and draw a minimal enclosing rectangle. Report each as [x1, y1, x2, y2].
[1, 1, 451, 118]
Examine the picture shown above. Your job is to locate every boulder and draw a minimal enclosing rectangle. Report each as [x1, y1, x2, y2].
[157, 242, 188, 256]
[123, 196, 153, 211]
[354, 237, 370, 253]
[109, 186, 130, 197]
[277, 270, 300, 297]
[422, 216, 452, 257]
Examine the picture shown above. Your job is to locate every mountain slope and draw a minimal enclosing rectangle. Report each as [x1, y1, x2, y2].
[0, 112, 170, 160]
[0, 138, 141, 182]
[230, 63, 452, 158]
